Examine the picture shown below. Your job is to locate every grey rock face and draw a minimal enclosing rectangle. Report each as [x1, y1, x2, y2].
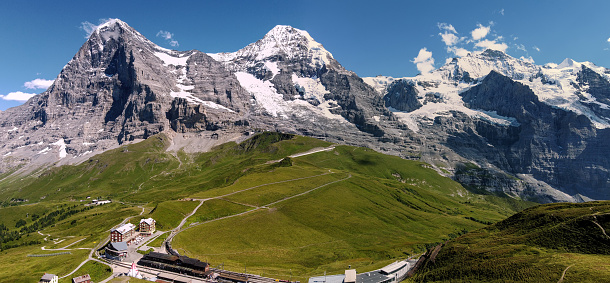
[458, 71, 610, 200]
[383, 80, 422, 112]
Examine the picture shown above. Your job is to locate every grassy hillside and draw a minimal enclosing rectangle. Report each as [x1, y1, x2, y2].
[409, 201, 610, 283]
[172, 143, 536, 281]
[0, 132, 538, 281]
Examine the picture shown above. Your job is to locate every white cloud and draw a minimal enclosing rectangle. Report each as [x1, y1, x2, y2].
[516, 44, 527, 52]
[499, 9, 505, 16]
[607, 37, 610, 43]
[157, 30, 172, 40]
[81, 21, 97, 38]
[471, 24, 491, 41]
[437, 23, 457, 34]
[24, 78, 54, 89]
[157, 30, 179, 47]
[475, 39, 508, 52]
[447, 46, 470, 57]
[440, 33, 459, 46]
[533, 46, 541, 52]
[0, 91, 37, 102]
[413, 48, 435, 74]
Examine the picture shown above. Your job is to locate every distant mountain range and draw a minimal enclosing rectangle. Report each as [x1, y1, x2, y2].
[1, 19, 609, 202]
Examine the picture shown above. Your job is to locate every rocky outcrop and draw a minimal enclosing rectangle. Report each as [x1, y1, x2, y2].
[383, 79, 422, 112]
[457, 71, 610, 200]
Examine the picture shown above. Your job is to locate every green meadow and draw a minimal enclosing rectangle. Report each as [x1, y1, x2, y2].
[0, 132, 538, 281]
[409, 201, 610, 282]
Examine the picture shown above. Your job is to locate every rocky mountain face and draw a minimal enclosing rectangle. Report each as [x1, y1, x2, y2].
[1, 19, 609, 202]
[0, 20, 399, 174]
[365, 50, 610, 201]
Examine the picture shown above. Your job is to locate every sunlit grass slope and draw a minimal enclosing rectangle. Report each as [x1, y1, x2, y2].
[410, 201, 610, 283]
[172, 143, 535, 280]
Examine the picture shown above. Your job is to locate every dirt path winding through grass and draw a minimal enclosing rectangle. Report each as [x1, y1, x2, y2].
[591, 215, 610, 239]
[557, 264, 574, 283]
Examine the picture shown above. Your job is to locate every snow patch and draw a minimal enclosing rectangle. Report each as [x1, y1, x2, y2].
[38, 147, 50, 154]
[264, 61, 280, 77]
[7, 126, 18, 132]
[51, 138, 67, 159]
[154, 52, 190, 66]
[291, 74, 329, 104]
[235, 72, 286, 117]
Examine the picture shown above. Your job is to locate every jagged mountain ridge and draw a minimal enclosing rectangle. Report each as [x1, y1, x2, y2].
[1, 19, 609, 202]
[364, 50, 610, 201]
[0, 20, 397, 173]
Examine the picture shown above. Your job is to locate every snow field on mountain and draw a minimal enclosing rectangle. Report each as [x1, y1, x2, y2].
[366, 52, 610, 131]
[235, 72, 287, 118]
[154, 51, 190, 66]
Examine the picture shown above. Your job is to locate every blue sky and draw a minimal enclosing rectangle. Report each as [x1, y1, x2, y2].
[1, 0, 609, 111]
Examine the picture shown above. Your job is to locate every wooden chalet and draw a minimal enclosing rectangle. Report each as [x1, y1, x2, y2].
[139, 218, 156, 235]
[110, 223, 136, 243]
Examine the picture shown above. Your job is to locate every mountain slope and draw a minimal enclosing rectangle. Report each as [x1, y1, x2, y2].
[365, 50, 610, 201]
[410, 201, 610, 282]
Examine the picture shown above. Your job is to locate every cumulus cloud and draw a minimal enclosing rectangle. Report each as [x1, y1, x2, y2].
[447, 46, 470, 57]
[475, 39, 508, 52]
[440, 33, 459, 46]
[157, 30, 179, 47]
[24, 79, 54, 90]
[533, 46, 541, 52]
[438, 22, 461, 47]
[607, 37, 610, 43]
[515, 44, 527, 52]
[413, 48, 435, 74]
[471, 24, 491, 41]
[437, 23, 457, 34]
[0, 91, 37, 102]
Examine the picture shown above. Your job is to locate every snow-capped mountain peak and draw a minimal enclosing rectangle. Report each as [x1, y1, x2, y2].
[209, 25, 334, 69]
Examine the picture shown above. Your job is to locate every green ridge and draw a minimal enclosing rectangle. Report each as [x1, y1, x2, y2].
[410, 201, 610, 282]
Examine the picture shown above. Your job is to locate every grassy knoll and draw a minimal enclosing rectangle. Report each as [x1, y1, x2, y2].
[190, 166, 330, 199]
[223, 172, 348, 207]
[185, 199, 252, 226]
[145, 200, 199, 230]
[173, 144, 536, 281]
[409, 201, 610, 282]
[58, 260, 112, 283]
[0, 244, 90, 282]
